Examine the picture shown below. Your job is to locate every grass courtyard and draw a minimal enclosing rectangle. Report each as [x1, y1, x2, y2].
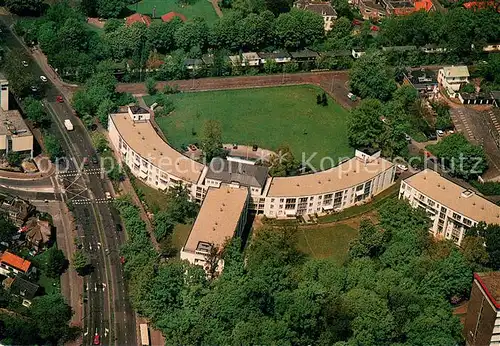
[296, 224, 359, 264]
[128, 0, 219, 24]
[147, 85, 354, 168]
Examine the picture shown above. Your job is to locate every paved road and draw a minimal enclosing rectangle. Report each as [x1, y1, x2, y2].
[0, 15, 136, 345]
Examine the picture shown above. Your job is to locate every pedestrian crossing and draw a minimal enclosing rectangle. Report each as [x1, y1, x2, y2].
[69, 198, 113, 205]
[488, 110, 500, 134]
[451, 109, 475, 141]
[57, 168, 104, 177]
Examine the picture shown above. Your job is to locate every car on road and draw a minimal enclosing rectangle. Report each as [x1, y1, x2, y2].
[397, 164, 408, 171]
[22, 60, 28, 67]
[93, 333, 100, 345]
[83, 157, 89, 166]
[437, 129, 445, 137]
[56, 95, 63, 103]
[91, 155, 98, 164]
[427, 133, 437, 141]
[105, 191, 112, 200]
[40, 75, 48, 82]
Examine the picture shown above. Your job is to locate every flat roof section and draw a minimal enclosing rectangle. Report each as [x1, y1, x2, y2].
[110, 113, 204, 183]
[184, 186, 248, 253]
[0, 110, 32, 137]
[206, 159, 269, 189]
[268, 157, 393, 197]
[403, 169, 500, 224]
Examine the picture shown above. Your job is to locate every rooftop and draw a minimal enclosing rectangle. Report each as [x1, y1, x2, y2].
[404, 69, 437, 85]
[109, 113, 204, 183]
[0, 110, 33, 138]
[0, 251, 31, 273]
[475, 272, 500, 309]
[289, 49, 319, 59]
[258, 51, 291, 59]
[10, 275, 39, 300]
[129, 105, 149, 115]
[403, 169, 500, 224]
[205, 159, 269, 189]
[161, 11, 187, 22]
[125, 13, 152, 27]
[184, 187, 248, 253]
[442, 65, 470, 78]
[305, 2, 337, 16]
[268, 156, 393, 197]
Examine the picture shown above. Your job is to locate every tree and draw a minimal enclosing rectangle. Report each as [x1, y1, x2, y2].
[461, 236, 489, 270]
[45, 246, 67, 278]
[268, 144, 299, 176]
[174, 18, 210, 52]
[154, 211, 175, 241]
[23, 97, 50, 128]
[97, 98, 116, 128]
[274, 9, 324, 49]
[72, 250, 89, 276]
[461, 83, 475, 93]
[321, 92, 328, 106]
[5, 0, 43, 15]
[349, 220, 387, 259]
[0, 217, 17, 244]
[44, 134, 65, 162]
[30, 294, 73, 343]
[96, 0, 127, 18]
[6, 152, 22, 166]
[201, 120, 226, 162]
[91, 132, 109, 153]
[347, 98, 385, 149]
[467, 222, 500, 269]
[145, 77, 157, 95]
[3, 49, 38, 97]
[349, 51, 397, 101]
[427, 133, 487, 179]
[164, 184, 199, 223]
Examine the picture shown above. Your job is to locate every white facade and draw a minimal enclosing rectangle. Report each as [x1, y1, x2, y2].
[437, 66, 470, 94]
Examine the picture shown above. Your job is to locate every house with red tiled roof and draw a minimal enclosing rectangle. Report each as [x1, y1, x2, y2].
[161, 11, 187, 22]
[0, 251, 32, 276]
[125, 13, 152, 27]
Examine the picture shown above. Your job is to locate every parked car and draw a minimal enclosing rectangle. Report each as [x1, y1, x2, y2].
[427, 133, 437, 141]
[91, 155, 98, 164]
[22, 61, 28, 67]
[40, 75, 47, 82]
[83, 157, 89, 166]
[105, 192, 112, 200]
[347, 92, 357, 101]
[437, 129, 445, 137]
[56, 95, 63, 103]
[405, 134, 411, 142]
[397, 164, 408, 171]
[30, 85, 38, 93]
[93, 333, 100, 345]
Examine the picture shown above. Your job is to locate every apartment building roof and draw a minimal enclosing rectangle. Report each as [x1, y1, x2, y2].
[110, 113, 204, 183]
[0, 251, 31, 273]
[184, 187, 248, 253]
[206, 159, 269, 189]
[0, 110, 33, 138]
[267, 156, 393, 197]
[474, 272, 500, 309]
[442, 66, 470, 78]
[403, 169, 500, 224]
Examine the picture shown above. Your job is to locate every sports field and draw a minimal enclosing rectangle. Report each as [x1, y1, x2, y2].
[148, 85, 354, 169]
[129, 0, 219, 24]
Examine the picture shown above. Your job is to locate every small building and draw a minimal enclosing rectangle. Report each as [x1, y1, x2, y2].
[7, 275, 39, 307]
[128, 105, 150, 122]
[403, 69, 438, 94]
[382, 0, 416, 15]
[229, 52, 261, 67]
[0, 193, 35, 227]
[24, 218, 51, 252]
[458, 92, 496, 105]
[180, 186, 249, 271]
[464, 272, 500, 345]
[437, 65, 470, 96]
[0, 251, 32, 277]
[125, 13, 152, 27]
[320, 50, 352, 58]
[258, 51, 292, 64]
[289, 49, 319, 61]
[0, 109, 34, 159]
[161, 11, 187, 23]
[293, 0, 338, 31]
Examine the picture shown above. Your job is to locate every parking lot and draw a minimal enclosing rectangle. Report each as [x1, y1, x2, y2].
[450, 105, 500, 181]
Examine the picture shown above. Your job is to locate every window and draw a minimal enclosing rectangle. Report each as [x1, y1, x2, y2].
[452, 212, 462, 221]
[323, 193, 333, 206]
[463, 218, 472, 226]
[271, 198, 275, 202]
[285, 198, 296, 210]
[333, 191, 343, 208]
[427, 200, 435, 207]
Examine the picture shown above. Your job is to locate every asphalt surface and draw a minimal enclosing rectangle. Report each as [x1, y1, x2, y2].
[0, 16, 136, 345]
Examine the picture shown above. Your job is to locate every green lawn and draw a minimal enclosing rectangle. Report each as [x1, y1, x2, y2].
[129, 0, 219, 24]
[296, 224, 359, 263]
[32, 250, 60, 295]
[133, 179, 170, 213]
[171, 223, 192, 252]
[147, 85, 354, 168]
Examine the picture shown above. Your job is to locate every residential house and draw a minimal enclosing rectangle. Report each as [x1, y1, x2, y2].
[258, 51, 292, 64]
[382, 0, 416, 15]
[125, 13, 152, 27]
[184, 58, 203, 70]
[161, 11, 187, 22]
[180, 186, 249, 272]
[0, 251, 32, 277]
[399, 169, 500, 245]
[352, 0, 386, 20]
[23, 218, 51, 252]
[293, 0, 338, 31]
[437, 65, 470, 97]
[464, 272, 500, 345]
[463, 0, 499, 11]
[229, 52, 261, 67]
[0, 193, 35, 227]
[403, 69, 438, 95]
[5, 275, 39, 307]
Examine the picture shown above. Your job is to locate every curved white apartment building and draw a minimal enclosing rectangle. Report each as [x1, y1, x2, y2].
[108, 106, 396, 267]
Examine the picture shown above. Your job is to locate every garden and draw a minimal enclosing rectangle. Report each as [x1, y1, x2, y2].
[145, 85, 354, 168]
[128, 0, 219, 24]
